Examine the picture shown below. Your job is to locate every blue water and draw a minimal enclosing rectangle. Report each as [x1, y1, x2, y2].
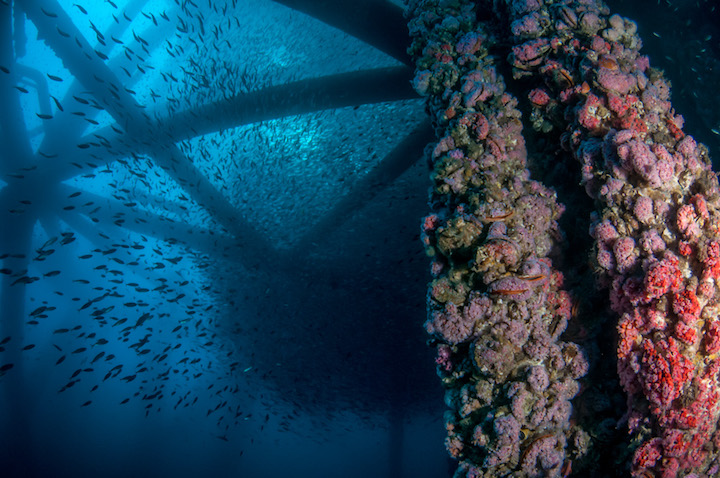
[0, 1, 718, 477]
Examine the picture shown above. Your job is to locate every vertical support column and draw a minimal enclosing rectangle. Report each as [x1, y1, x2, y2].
[0, 4, 38, 474]
[499, 0, 720, 475]
[0, 214, 35, 476]
[406, 1, 590, 475]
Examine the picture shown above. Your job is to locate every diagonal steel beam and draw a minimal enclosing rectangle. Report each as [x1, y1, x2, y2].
[37, 0, 166, 157]
[55, 210, 214, 294]
[143, 142, 274, 262]
[22, 0, 273, 259]
[292, 119, 433, 252]
[21, 1, 145, 129]
[270, 0, 411, 66]
[55, 185, 251, 266]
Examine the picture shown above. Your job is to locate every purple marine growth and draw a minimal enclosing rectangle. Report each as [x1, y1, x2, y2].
[408, 0, 589, 476]
[407, 0, 720, 476]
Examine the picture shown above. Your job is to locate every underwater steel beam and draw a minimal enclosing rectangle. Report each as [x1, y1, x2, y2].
[292, 119, 433, 252]
[0, 3, 33, 174]
[144, 143, 275, 262]
[9, 1, 173, 183]
[155, 66, 418, 143]
[0, 213, 35, 478]
[56, 186, 248, 265]
[23, 0, 273, 260]
[28, 66, 418, 185]
[34, 0, 165, 160]
[270, 0, 411, 65]
[6, 132, 134, 186]
[14, 64, 52, 118]
[55, 210, 203, 292]
[20, 0, 148, 130]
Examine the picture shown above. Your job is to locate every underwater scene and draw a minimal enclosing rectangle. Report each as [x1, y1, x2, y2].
[0, 0, 719, 477]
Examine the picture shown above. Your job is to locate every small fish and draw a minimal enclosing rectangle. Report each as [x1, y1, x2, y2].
[74, 4, 88, 14]
[56, 355, 66, 365]
[36, 113, 53, 120]
[12, 276, 36, 286]
[47, 74, 63, 82]
[72, 347, 87, 354]
[81, 401, 92, 407]
[13, 86, 28, 93]
[43, 271, 61, 277]
[22, 344, 36, 351]
[30, 306, 48, 316]
[41, 7, 57, 18]
[50, 95, 63, 112]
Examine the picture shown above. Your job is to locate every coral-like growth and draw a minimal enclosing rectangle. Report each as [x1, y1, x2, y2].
[501, 0, 720, 475]
[407, 1, 590, 475]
